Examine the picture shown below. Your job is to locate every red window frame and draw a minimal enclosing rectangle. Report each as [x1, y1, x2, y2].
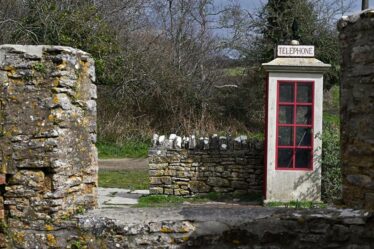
[276, 80, 314, 171]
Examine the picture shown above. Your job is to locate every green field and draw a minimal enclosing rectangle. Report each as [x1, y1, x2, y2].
[98, 169, 149, 190]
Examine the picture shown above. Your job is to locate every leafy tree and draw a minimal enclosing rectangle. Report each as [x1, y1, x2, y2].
[240, 0, 346, 88]
[3, 0, 122, 85]
[260, 0, 318, 61]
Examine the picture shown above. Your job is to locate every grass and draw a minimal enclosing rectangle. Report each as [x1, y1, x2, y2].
[135, 192, 262, 208]
[223, 67, 247, 77]
[265, 200, 327, 209]
[97, 140, 150, 159]
[98, 169, 149, 190]
[136, 195, 187, 207]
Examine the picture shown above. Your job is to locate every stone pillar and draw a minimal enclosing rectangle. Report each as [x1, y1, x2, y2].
[0, 45, 98, 246]
[338, 10, 374, 210]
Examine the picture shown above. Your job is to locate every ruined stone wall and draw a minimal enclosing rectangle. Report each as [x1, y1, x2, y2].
[78, 207, 374, 249]
[0, 176, 5, 248]
[149, 135, 264, 196]
[0, 45, 98, 247]
[338, 10, 374, 210]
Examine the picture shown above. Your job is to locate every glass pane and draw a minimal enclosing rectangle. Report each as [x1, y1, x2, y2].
[278, 149, 293, 168]
[279, 106, 294, 124]
[296, 128, 312, 146]
[296, 106, 312, 124]
[279, 83, 294, 102]
[295, 149, 312, 168]
[278, 127, 293, 146]
[297, 83, 312, 103]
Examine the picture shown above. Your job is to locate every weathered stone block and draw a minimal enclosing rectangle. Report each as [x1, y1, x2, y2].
[231, 181, 247, 189]
[0, 175, 5, 185]
[149, 170, 164, 177]
[150, 187, 164, 194]
[174, 189, 189, 196]
[346, 174, 371, 187]
[365, 193, 374, 210]
[207, 177, 229, 187]
[150, 177, 172, 185]
[189, 181, 211, 193]
[149, 163, 168, 170]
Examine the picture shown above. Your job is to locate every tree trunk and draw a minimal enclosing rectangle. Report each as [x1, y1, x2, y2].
[362, 0, 369, 10]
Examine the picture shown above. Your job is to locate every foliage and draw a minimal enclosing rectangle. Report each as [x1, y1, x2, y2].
[321, 119, 342, 203]
[97, 140, 150, 159]
[33, 62, 47, 73]
[242, 0, 344, 89]
[0, 0, 122, 86]
[75, 206, 86, 215]
[71, 239, 87, 249]
[0, 0, 353, 145]
[260, 0, 318, 61]
[320, 85, 341, 203]
[98, 170, 149, 190]
[324, 85, 340, 115]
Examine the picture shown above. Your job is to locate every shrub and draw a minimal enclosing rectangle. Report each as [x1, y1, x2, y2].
[321, 119, 342, 203]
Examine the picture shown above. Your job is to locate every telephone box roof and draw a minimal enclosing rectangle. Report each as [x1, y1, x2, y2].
[262, 57, 331, 73]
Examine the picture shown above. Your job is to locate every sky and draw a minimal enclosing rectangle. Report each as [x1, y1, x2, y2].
[215, 0, 365, 15]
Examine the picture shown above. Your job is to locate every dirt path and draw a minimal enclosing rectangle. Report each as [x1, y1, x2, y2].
[98, 158, 148, 171]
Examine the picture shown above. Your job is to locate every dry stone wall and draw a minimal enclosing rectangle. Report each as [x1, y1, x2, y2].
[0, 45, 98, 247]
[149, 134, 264, 196]
[338, 10, 374, 210]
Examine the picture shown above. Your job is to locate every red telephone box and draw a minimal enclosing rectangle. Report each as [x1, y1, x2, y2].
[262, 44, 330, 202]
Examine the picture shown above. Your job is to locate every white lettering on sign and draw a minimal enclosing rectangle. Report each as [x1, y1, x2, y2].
[277, 45, 315, 57]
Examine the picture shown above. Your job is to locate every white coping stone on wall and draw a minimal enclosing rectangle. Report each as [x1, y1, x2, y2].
[158, 135, 165, 144]
[0, 45, 91, 60]
[189, 135, 196, 149]
[152, 134, 159, 146]
[339, 9, 374, 27]
[175, 136, 182, 149]
[152, 133, 260, 150]
[204, 137, 209, 149]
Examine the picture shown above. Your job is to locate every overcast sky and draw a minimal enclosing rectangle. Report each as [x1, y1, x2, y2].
[215, 0, 366, 14]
